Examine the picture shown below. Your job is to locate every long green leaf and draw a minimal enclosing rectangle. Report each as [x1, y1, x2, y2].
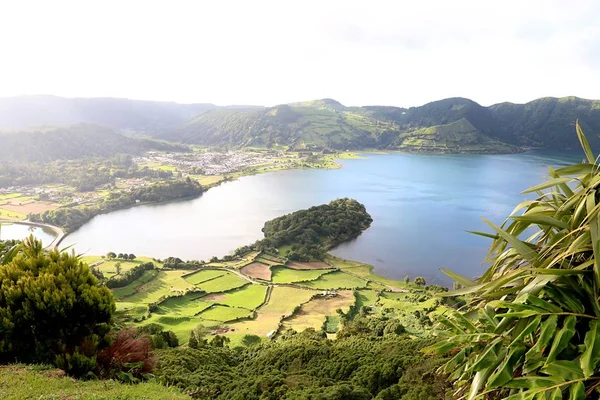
[483, 218, 539, 264]
[576, 121, 595, 164]
[546, 316, 576, 364]
[540, 360, 584, 381]
[568, 381, 585, 400]
[487, 345, 526, 388]
[580, 319, 600, 378]
[440, 268, 477, 287]
[511, 215, 569, 230]
[522, 178, 574, 194]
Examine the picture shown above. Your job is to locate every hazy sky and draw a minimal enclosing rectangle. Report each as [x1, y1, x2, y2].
[1, 0, 599, 107]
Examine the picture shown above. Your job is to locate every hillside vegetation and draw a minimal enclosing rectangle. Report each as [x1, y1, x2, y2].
[0, 124, 188, 162]
[1, 95, 599, 153]
[160, 96, 600, 152]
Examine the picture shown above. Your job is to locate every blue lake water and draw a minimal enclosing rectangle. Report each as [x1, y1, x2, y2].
[62, 151, 581, 284]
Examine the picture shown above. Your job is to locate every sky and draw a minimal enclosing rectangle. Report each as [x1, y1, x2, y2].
[0, 0, 599, 107]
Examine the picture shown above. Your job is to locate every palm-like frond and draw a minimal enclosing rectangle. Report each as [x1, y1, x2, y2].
[426, 122, 600, 399]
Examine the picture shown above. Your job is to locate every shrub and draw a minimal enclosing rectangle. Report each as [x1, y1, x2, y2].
[0, 236, 114, 376]
[96, 328, 155, 382]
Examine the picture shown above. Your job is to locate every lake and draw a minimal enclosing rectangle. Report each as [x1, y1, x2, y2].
[62, 151, 580, 284]
[0, 223, 57, 247]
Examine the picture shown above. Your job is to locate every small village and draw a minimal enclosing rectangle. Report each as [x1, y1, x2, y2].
[134, 150, 295, 176]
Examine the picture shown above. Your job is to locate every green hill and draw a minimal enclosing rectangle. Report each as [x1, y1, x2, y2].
[2, 95, 600, 153]
[0, 124, 188, 162]
[393, 118, 517, 153]
[161, 96, 600, 152]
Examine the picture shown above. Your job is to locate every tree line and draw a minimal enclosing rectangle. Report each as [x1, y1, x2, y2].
[30, 178, 203, 232]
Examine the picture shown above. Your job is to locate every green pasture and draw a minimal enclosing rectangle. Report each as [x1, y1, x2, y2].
[217, 284, 268, 309]
[0, 208, 26, 220]
[111, 270, 159, 299]
[184, 269, 248, 293]
[271, 266, 329, 284]
[197, 305, 253, 322]
[301, 271, 368, 290]
[183, 269, 225, 285]
[153, 292, 213, 317]
[115, 270, 193, 303]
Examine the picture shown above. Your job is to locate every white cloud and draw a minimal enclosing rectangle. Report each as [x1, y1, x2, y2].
[0, 0, 598, 107]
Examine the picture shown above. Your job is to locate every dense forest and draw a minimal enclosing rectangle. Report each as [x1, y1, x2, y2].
[155, 327, 449, 399]
[31, 178, 203, 232]
[0, 124, 188, 163]
[250, 198, 373, 260]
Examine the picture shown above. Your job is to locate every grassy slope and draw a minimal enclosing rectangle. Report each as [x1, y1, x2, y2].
[0, 365, 190, 400]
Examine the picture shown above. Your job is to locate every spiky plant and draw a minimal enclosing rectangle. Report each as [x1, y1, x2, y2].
[425, 122, 600, 399]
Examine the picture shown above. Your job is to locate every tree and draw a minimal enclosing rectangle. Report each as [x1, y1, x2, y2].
[128, 253, 136, 260]
[241, 334, 261, 347]
[0, 235, 115, 375]
[115, 261, 122, 275]
[210, 335, 230, 348]
[403, 275, 410, 284]
[106, 251, 116, 259]
[426, 123, 600, 398]
[117, 253, 124, 259]
[414, 276, 426, 286]
[188, 332, 199, 350]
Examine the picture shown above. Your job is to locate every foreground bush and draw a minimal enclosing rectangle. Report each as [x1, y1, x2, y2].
[97, 328, 155, 382]
[0, 236, 115, 376]
[427, 123, 600, 398]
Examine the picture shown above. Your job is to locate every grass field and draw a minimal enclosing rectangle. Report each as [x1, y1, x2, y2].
[0, 365, 190, 400]
[81, 255, 104, 265]
[0, 193, 22, 200]
[301, 271, 368, 290]
[271, 266, 330, 284]
[183, 268, 251, 292]
[254, 256, 285, 266]
[197, 305, 253, 322]
[184, 269, 225, 285]
[216, 284, 268, 309]
[197, 175, 224, 186]
[282, 290, 355, 333]
[226, 286, 316, 340]
[97, 260, 140, 278]
[115, 301, 149, 320]
[118, 270, 194, 303]
[325, 255, 409, 291]
[0, 207, 26, 220]
[112, 270, 159, 299]
[355, 289, 380, 308]
[153, 292, 213, 317]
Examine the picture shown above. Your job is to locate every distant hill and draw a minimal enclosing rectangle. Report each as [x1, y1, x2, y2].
[1, 95, 599, 153]
[0, 95, 216, 131]
[160, 96, 600, 152]
[0, 124, 188, 163]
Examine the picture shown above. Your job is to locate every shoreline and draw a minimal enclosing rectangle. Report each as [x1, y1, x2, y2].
[0, 219, 65, 249]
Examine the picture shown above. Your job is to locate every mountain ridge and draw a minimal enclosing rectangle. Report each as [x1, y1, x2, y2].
[1, 95, 599, 153]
